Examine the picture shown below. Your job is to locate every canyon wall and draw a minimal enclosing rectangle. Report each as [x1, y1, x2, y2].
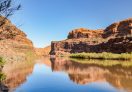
[50, 18, 132, 55]
[0, 16, 36, 62]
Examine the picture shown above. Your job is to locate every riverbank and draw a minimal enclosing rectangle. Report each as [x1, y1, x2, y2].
[70, 52, 132, 60]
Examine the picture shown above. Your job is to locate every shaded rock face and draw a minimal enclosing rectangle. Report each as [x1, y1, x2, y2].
[50, 40, 101, 55]
[50, 18, 132, 55]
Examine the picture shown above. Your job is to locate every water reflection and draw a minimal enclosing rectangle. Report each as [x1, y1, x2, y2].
[51, 58, 132, 91]
[1, 57, 132, 92]
[2, 61, 35, 91]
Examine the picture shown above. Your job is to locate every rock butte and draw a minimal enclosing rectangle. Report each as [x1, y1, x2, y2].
[50, 18, 132, 55]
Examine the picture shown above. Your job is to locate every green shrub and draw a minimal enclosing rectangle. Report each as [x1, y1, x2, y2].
[0, 57, 5, 66]
[0, 72, 6, 82]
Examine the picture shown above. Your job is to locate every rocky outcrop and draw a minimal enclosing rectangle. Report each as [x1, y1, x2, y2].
[0, 16, 36, 62]
[103, 18, 132, 38]
[50, 18, 132, 55]
[68, 28, 103, 39]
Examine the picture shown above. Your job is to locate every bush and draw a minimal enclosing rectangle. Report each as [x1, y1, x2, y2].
[0, 57, 5, 66]
[0, 72, 6, 82]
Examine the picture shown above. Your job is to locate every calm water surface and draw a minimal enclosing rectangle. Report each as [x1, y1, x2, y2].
[2, 57, 132, 92]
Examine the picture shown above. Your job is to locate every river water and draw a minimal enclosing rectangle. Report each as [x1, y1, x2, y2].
[2, 57, 132, 92]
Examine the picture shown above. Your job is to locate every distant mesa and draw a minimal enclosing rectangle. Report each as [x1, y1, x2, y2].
[35, 46, 51, 56]
[50, 18, 132, 55]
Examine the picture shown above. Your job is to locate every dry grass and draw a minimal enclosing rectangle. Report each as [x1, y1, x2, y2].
[70, 52, 132, 60]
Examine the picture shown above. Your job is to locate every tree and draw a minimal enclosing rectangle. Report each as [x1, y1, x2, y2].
[0, 0, 21, 26]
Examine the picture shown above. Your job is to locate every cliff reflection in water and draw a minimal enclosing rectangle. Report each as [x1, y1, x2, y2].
[2, 57, 132, 92]
[51, 58, 132, 91]
[2, 61, 35, 90]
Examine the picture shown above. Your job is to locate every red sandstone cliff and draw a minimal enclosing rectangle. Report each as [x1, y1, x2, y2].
[68, 28, 103, 39]
[50, 18, 132, 55]
[103, 18, 132, 38]
[0, 16, 36, 62]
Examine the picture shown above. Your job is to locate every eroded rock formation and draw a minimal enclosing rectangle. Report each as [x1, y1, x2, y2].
[50, 18, 132, 55]
[103, 18, 132, 38]
[68, 28, 103, 39]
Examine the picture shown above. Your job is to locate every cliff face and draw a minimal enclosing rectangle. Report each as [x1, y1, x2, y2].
[50, 18, 132, 55]
[0, 17, 35, 62]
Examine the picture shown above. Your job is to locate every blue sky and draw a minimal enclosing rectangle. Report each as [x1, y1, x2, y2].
[10, 0, 132, 48]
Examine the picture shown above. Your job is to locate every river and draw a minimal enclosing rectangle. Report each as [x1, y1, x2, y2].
[2, 57, 132, 92]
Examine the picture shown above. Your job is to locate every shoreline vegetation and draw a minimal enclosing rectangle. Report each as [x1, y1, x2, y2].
[0, 57, 6, 86]
[69, 58, 132, 67]
[69, 52, 132, 60]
